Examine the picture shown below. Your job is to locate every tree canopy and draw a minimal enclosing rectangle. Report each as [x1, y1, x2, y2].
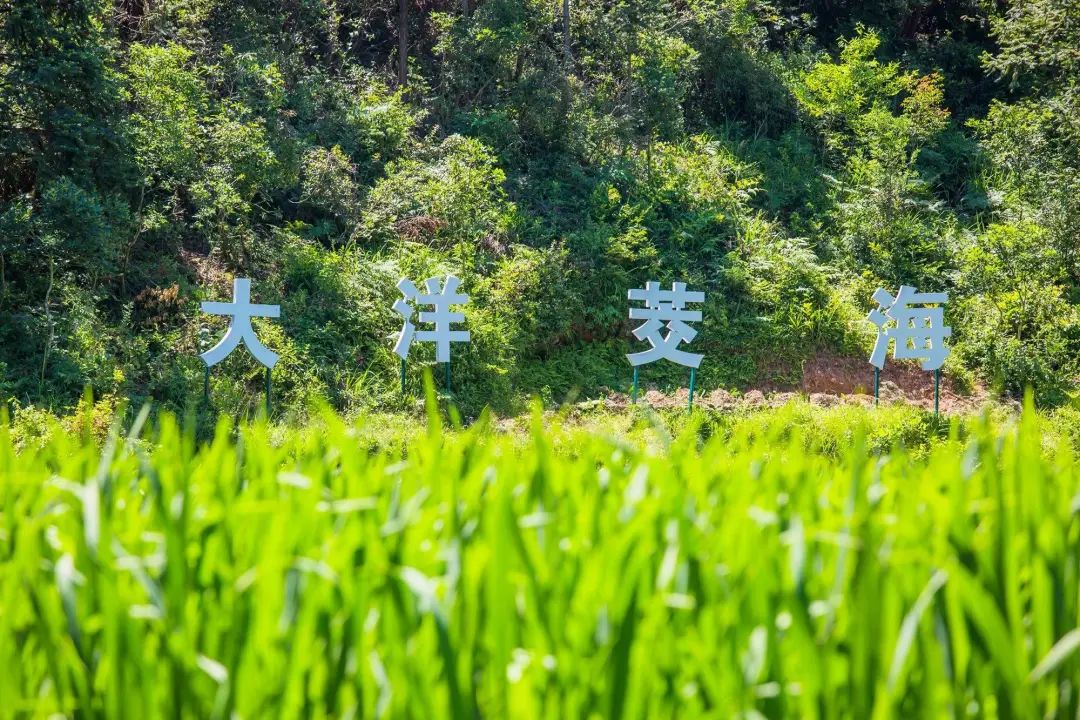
[2, 0, 1078, 416]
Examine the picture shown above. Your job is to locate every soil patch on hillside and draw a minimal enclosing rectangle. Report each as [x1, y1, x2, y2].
[599, 352, 992, 415]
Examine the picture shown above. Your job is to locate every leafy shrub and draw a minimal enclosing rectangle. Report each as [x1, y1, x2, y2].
[358, 135, 520, 250]
[299, 146, 359, 239]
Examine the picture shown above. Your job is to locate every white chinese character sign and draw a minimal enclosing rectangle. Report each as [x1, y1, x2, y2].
[868, 286, 951, 371]
[201, 278, 281, 369]
[626, 281, 705, 409]
[394, 275, 471, 393]
[867, 285, 951, 413]
[200, 278, 280, 412]
[181, 276, 965, 414]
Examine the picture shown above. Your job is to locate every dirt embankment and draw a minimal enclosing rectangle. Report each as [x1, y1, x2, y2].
[602, 353, 992, 415]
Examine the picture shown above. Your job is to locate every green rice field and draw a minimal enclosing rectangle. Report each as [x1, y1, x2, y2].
[3, 399, 1080, 718]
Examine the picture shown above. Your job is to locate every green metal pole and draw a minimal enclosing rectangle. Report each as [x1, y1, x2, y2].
[265, 367, 271, 416]
[444, 361, 451, 395]
[688, 367, 697, 412]
[934, 368, 940, 417]
[400, 357, 407, 396]
[874, 366, 880, 406]
[632, 367, 639, 404]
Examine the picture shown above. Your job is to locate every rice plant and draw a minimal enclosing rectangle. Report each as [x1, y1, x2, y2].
[2, 400, 1080, 718]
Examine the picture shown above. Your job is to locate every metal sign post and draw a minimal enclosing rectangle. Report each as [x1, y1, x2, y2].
[393, 275, 470, 400]
[688, 367, 697, 412]
[867, 285, 950, 417]
[626, 281, 704, 412]
[199, 278, 280, 415]
[934, 369, 941, 416]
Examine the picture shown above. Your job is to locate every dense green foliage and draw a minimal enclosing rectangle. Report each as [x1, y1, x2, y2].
[7, 400, 1080, 717]
[2, 0, 1080, 416]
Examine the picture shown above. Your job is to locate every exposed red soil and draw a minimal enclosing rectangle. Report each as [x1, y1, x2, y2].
[794, 353, 989, 413]
[600, 352, 992, 415]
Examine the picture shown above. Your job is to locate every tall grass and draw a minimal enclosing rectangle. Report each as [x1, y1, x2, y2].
[2, 398, 1080, 718]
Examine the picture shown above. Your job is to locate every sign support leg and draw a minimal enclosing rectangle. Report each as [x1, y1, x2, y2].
[400, 357, 407, 396]
[204, 366, 210, 404]
[934, 368, 940, 417]
[688, 367, 697, 412]
[265, 367, 271, 416]
[874, 366, 880, 406]
[632, 367, 639, 404]
[444, 361, 451, 396]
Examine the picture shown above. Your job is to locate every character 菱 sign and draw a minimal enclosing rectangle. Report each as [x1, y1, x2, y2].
[626, 281, 705, 368]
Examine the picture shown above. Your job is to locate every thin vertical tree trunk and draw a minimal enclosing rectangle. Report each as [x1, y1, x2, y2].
[40, 256, 54, 389]
[562, 0, 571, 67]
[398, 0, 408, 87]
[560, 0, 572, 113]
[646, 135, 653, 182]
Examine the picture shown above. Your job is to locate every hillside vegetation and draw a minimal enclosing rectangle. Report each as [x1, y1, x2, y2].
[2, 0, 1080, 417]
